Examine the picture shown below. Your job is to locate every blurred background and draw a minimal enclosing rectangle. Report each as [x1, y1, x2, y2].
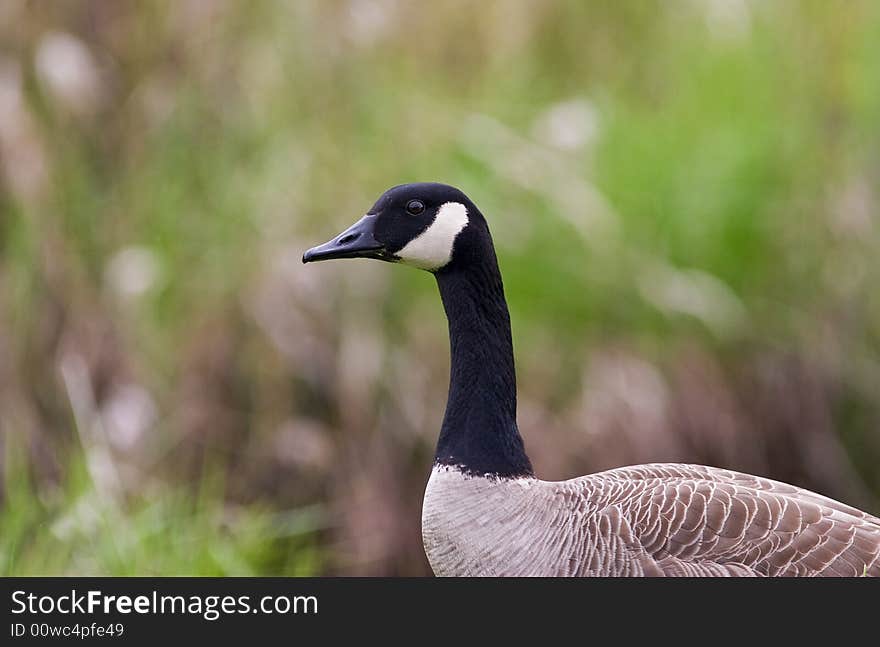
[1, 0, 879, 576]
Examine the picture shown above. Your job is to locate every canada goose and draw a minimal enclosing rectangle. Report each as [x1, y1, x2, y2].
[303, 182, 880, 576]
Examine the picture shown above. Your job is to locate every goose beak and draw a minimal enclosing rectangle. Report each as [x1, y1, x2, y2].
[302, 214, 388, 263]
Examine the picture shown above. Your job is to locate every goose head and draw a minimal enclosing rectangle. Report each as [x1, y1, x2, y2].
[302, 182, 486, 272]
[303, 181, 530, 479]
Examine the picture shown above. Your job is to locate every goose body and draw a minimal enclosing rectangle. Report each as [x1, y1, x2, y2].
[423, 464, 880, 576]
[304, 182, 880, 577]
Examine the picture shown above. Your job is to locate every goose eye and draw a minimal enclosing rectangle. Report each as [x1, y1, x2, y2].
[406, 200, 425, 215]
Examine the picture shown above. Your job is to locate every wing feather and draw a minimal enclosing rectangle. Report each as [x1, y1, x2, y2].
[574, 463, 880, 576]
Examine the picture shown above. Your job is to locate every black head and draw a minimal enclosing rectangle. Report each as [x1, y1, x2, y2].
[302, 183, 488, 272]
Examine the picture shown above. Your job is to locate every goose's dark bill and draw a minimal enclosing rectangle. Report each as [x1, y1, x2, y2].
[301, 214, 391, 263]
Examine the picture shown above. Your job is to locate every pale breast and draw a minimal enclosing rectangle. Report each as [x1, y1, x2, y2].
[421, 465, 594, 576]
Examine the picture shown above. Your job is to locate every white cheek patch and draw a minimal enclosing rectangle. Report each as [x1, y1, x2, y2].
[396, 201, 469, 270]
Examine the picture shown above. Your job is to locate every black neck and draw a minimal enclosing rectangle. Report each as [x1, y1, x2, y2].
[432, 252, 533, 478]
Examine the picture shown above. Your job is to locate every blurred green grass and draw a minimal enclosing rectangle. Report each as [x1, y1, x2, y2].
[1, 436, 323, 576]
[1, 1, 880, 575]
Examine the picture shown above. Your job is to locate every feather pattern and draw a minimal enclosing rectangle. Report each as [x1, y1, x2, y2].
[422, 464, 880, 576]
